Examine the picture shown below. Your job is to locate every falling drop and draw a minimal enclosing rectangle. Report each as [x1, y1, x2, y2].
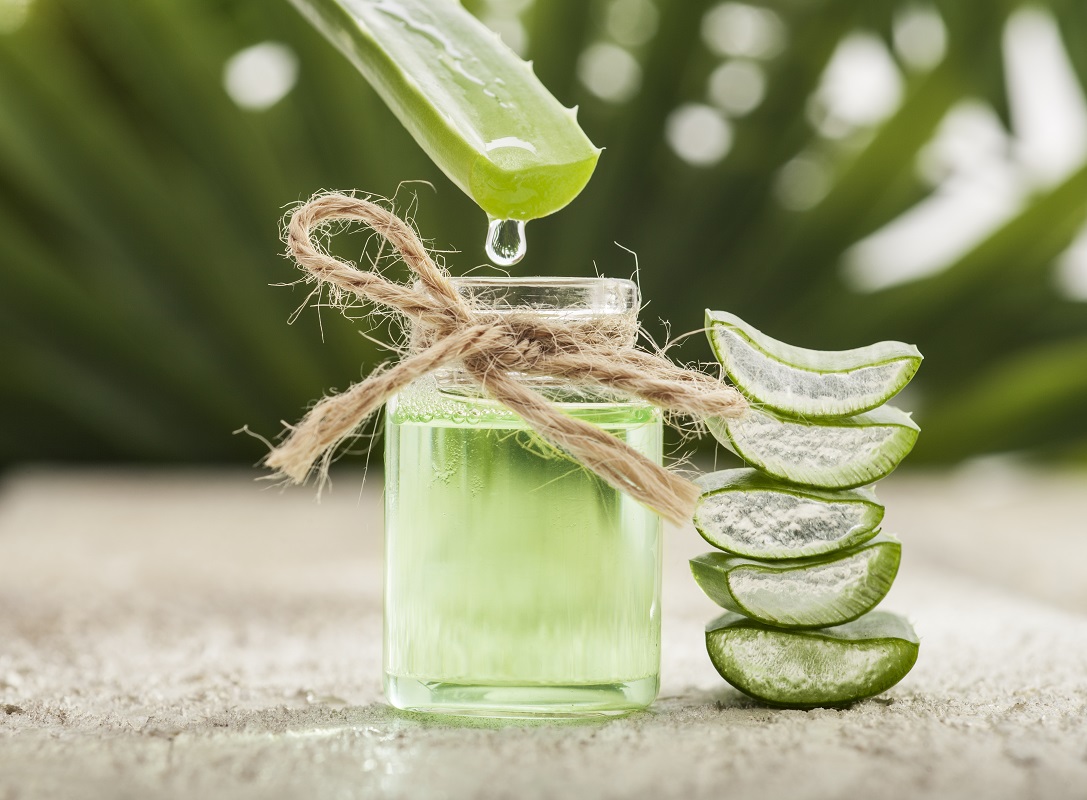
[485, 218, 527, 266]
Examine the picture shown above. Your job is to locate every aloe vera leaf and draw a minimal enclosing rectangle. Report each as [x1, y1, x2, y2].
[289, 0, 600, 221]
[0, 29, 328, 403]
[693, 468, 884, 559]
[706, 310, 922, 418]
[690, 534, 900, 629]
[706, 611, 919, 708]
[707, 405, 920, 490]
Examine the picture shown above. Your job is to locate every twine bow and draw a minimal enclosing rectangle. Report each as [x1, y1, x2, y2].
[265, 192, 747, 523]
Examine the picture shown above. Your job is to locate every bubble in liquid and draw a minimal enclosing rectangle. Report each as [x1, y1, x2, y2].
[485, 218, 527, 266]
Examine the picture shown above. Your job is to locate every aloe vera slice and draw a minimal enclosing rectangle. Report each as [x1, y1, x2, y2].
[690, 534, 900, 629]
[707, 405, 920, 490]
[706, 611, 919, 708]
[289, 0, 600, 221]
[706, 310, 922, 418]
[694, 469, 884, 559]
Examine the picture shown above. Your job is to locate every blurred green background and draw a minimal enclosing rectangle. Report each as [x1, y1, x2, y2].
[2, 0, 1086, 469]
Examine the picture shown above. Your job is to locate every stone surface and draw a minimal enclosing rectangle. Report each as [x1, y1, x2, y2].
[1, 466, 1086, 799]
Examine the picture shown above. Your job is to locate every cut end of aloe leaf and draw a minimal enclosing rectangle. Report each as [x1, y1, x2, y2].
[693, 469, 884, 559]
[690, 534, 900, 629]
[706, 310, 922, 418]
[706, 611, 919, 708]
[292, 0, 599, 221]
[469, 146, 600, 222]
[708, 405, 920, 490]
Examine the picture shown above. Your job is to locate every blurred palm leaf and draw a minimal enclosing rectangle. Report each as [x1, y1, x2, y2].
[1, 0, 1086, 466]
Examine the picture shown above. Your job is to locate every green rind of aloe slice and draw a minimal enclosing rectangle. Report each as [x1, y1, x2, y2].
[690, 534, 900, 629]
[289, 0, 600, 221]
[707, 405, 920, 490]
[706, 611, 919, 708]
[693, 468, 884, 559]
[706, 310, 922, 419]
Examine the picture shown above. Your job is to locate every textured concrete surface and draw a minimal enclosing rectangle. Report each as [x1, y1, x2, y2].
[1, 466, 1086, 800]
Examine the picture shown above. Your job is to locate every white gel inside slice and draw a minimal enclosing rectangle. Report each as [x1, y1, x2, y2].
[716, 328, 911, 415]
[696, 490, 868, 556]
[728, 548, 879, 626]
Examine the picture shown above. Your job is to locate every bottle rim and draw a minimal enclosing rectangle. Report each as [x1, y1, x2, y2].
[449, 276, 639, 315]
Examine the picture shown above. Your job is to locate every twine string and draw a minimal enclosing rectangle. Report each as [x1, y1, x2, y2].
[265, 192, 747, 523]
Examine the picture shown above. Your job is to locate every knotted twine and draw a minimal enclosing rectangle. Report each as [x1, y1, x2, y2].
[265, 192, 748, 523]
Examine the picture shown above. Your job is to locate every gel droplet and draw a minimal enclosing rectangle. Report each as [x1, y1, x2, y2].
[485, 218, 527, 266]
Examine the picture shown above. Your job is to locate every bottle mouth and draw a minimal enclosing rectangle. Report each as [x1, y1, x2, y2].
[450, 276, 639, 316]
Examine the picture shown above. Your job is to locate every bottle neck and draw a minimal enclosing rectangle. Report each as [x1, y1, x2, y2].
[409, 276, 641, 396]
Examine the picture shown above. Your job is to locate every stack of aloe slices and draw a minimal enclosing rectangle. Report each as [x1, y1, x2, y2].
[693, 311, 923, 708]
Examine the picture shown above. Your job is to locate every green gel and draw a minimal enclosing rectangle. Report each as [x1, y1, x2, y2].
[383, 379, 663, 717]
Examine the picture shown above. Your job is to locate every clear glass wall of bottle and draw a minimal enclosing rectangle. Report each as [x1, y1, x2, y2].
[383, 277, 663, 717]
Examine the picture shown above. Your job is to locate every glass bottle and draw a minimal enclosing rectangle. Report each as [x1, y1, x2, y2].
[383, 277, 663, 717]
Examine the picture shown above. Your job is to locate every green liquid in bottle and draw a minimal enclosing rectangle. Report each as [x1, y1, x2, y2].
[383, 378, 663, 717]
